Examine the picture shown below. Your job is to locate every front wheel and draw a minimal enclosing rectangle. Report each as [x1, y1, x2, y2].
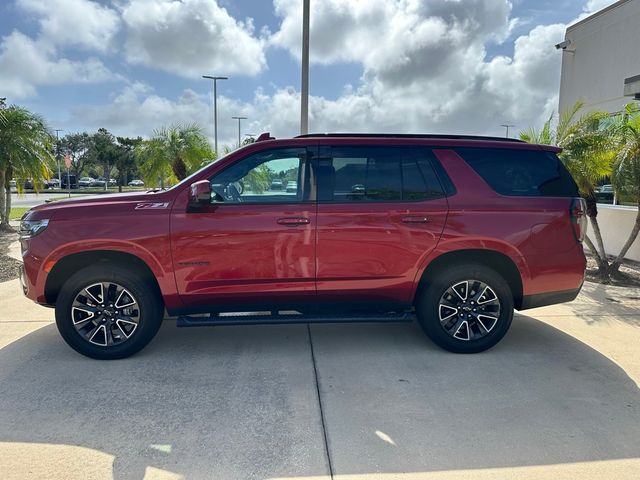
[55, 264, 164, 359]
[416, 264, 514, 353]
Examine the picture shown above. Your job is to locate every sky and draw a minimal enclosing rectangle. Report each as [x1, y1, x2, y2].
[0, 0, 619, 150]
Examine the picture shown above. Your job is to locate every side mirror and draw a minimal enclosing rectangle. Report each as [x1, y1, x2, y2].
[188, 180, 211, 206]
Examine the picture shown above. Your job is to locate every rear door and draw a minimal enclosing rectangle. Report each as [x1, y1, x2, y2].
[315, 145, 449, 307]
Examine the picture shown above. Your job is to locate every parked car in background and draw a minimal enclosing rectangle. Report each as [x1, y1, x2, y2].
[595, 184, 614, 203]
[109, 178, 117, 186]
[270, 179, 283, 190]
[9, 179, 16, 188]
[44, 179, 61, 189]
[78, 177, 94, 188]
[128, 179, 144, 187]
[286, 181, 298, 193]
[19, 133, 587, 359]
[61, 174, 78, 189]
[91, 178, 106, 188]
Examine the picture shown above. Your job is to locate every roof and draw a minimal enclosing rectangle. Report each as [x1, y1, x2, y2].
[295, 133, 525, 143]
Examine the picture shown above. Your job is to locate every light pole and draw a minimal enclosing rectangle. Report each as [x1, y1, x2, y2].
[202, 75, 228, 154]
[232, 116, 247, 148]
[300, 0, 310, 134]
[500, 124, 515, 138]
[55, 129, 63, 187]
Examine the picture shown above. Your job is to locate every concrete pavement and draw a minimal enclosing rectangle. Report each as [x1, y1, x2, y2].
[1, 258, 639, 479]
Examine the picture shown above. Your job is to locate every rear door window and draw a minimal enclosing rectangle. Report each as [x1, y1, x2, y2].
[318, 146, 446, 202]
[455, 147, 579, 197]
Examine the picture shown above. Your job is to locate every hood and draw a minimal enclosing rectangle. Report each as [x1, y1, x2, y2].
[27, 190, 173, 220]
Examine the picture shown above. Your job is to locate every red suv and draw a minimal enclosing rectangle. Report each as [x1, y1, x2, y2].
[19, 134, 587, 359]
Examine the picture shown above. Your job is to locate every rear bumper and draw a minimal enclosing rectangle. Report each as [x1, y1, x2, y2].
[518, 286, 582, 310]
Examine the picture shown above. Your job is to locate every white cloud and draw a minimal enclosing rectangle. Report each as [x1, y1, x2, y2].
[17, 0, 120, 52]
[121, 0, 266, 77]
[585, 0, 618, 14]
[267, 0, 563, 135]
[0, 31, 119, 99]
[69, 0, 590, 141]
[72, 82, 249, 148]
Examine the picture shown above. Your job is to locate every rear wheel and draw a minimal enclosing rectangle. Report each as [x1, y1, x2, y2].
[55, 264, 163, 359]
[416, 264, 514, 353]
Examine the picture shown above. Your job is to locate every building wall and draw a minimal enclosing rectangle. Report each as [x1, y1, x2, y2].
[559, 0, 640, 114]
[586, 205, 640, 262]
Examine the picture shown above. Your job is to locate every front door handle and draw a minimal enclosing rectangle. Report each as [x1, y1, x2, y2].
[277, 217, 310, 226]
[401, 216, 431, 224]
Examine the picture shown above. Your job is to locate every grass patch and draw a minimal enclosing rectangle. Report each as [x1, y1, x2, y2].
[9, 207, 29, 221]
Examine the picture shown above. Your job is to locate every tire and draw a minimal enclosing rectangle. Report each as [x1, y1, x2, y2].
[55, 264, 164, 359]
[416, 264, 514, 353]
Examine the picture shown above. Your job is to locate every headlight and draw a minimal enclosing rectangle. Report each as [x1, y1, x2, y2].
[19, 219, 49, 239]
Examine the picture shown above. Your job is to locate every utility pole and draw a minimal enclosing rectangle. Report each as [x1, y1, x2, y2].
[202, 75, 228, 155]
[232, 116, 247, 148]
[300, 0, 310, 134]
[500, 124, 515, 138]
[55, 129, 63, 187]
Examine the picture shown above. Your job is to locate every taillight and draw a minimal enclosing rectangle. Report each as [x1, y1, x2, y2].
[570, 198, 587, 243]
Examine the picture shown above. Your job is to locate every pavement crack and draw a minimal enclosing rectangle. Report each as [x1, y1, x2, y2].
[307, 323, 334, 479]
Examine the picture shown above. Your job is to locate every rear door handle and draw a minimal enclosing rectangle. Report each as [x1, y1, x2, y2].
[401, 216, 431, 224]
[277, 217, 310, 226]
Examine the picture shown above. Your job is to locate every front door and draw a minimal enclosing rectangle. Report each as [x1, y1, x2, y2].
[171, 147, 316, 310]
[315, 145, 448, 308]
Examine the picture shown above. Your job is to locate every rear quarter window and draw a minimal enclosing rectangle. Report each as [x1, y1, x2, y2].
[455, 147, 579, 197]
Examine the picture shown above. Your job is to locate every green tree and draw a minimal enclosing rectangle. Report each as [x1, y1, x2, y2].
[136, 124, 215, 188]
[88, 128, 118, 189]
[58, 132, 94, 178]
[115, 136, 142, 192]
[0, 105, 53, 230]
[520, 101, 614, 278]
[607, 103, 640, 275]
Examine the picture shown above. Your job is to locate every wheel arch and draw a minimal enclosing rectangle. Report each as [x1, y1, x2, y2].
[45, 250, 162, 306]
[415, 249, 524, 309]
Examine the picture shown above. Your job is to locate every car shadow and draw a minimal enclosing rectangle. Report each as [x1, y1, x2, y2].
[0, 315, 638, 479]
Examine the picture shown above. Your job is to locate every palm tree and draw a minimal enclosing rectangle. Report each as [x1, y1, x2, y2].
[136, 124, 215, 188]
[520, 101, 614, 277]
[0, 106, 53, 230]
[607, 103, 640, 275]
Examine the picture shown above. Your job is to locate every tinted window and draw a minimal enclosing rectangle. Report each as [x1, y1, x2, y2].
[456, 148, 579, 197]
[209, 148, 308, 203]
[318, 147, 445, 202]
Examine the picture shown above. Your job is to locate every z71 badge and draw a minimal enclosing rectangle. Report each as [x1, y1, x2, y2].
[135, 202, 170, 210]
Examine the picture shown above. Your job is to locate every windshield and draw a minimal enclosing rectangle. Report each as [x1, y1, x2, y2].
[166, 154, 226, 192]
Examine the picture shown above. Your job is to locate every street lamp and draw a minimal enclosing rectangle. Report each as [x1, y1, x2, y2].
[232, 116, 247, 148]
[300, 0, 310, 134]
[55, 129, 63, 186]
[500, 124, 515, 138]
[202, 75, 228, 154]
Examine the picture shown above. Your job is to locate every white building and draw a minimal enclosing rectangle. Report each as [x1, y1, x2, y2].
[558, 0, 640, 262]
[558, 0, 640, 114]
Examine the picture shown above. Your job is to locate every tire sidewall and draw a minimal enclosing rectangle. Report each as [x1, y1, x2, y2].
[417, 264, 514, 353]
[55, 265, 163, 359]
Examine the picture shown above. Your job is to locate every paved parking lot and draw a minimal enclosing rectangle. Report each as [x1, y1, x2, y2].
[1, 264, 639, 479]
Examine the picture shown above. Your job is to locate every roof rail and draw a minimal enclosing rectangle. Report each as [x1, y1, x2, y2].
[256, 132, 275, 142]
[294, 133, 525, 143]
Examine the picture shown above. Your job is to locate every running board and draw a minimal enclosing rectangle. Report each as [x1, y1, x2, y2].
[176, 311, 415, 327]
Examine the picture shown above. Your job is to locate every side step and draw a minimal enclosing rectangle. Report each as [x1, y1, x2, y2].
[176, 311, 415, 327]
